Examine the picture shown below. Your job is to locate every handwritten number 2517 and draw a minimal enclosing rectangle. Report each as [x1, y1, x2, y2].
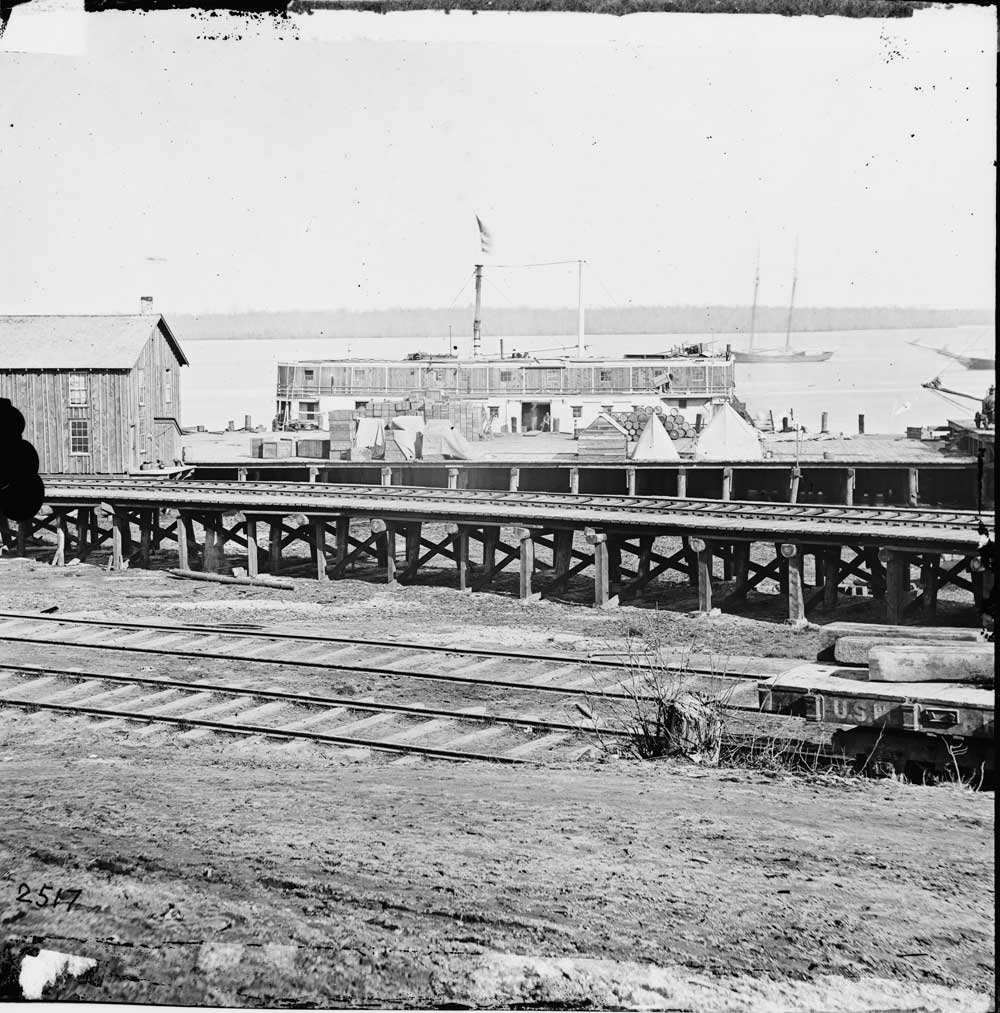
[16, 883, 82, 911]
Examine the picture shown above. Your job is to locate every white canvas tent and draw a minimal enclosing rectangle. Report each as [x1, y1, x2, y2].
[389, 416, 424, 460]
[692, 403, 763, 461]
[630, 415, 680, 462]
[353, 418, 386, 458]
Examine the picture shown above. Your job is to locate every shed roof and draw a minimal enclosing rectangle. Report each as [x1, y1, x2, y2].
[0, 315, 188, 369]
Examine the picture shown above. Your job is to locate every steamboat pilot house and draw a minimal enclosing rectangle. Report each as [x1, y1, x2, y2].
[276, 349, 736, 433]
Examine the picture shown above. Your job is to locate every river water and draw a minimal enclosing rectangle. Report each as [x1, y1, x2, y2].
[180, 325, 994, 433]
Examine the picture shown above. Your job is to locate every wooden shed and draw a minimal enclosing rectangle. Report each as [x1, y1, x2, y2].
[577, 413, 629, 459]
[0, 304, 188, 475]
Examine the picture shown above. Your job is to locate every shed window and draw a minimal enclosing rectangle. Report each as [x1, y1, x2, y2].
[571, 406, 583, 418]
[599, 370, 612, 383]
[68, 373, 88, 406]
[500, 370, 515, 382]
[351, 368, 367, 383]
[304, 369, 315, 382]
[70, 419, 90, 454]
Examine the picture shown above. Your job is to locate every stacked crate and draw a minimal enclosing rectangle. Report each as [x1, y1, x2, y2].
[426, 399, 486, 441]
[328, 409, 357, 459]
[577, 415, 629, 459]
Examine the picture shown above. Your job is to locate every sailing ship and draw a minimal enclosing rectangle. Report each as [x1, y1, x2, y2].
[732, 245, 833, 364]
[909, 338, 995, 371]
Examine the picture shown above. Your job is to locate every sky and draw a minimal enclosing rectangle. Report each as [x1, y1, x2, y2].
[0, 4, 995, 316]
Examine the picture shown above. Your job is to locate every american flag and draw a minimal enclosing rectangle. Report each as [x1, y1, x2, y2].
[476, 215, 494, 256]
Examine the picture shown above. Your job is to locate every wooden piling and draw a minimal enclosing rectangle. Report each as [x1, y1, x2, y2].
[553, 529, 574, 579]
[517, 527, 537, 600]
[627, 467, 637, 497]
[690, 536, 712, 612]
[509, 467, 520, 492]
[404, 523, 422, 579]
[920, 554, 938, 620]
[731, 541, 750, 599]
[676, 467, 687, 499]
[722, 467, 733, 502]
[585, 528, 616, 609]
[455, 525, 471, 591]
[788, 466, 801, 505]
[823, 546, 840, 609]
[202, 515, 219, 573]
[313, 517, 328, 581]
[16, 519, 27, 557]
[380, 467, 392, 488]
[245, 516, 259, 578]
[880, 548, 909, 625]
[177, 512, 190, 570]
[335, 517, 350, 570]
[52, 514, 67, 567]
[111, 511, 124, 571]
[448, 467, 460, 491]
[844, 468, 855, 506]
[908, 468, 919, 507]
[569, 467, 580, 495]
[781, 543, 805, 622]
[137, 508, 153, 567]
[269, 518, 282, 575]
[482, 526, 498, 579]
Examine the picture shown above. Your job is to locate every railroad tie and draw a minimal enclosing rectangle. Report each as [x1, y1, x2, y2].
[322, 710, 401, 737]
[277, 707, 352, 733]
[521, 663, 589, 687]
[502, 732, 572, 758]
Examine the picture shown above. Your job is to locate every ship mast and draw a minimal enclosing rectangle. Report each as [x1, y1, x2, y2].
[784, 238, 798, 355]
[577, 259, 586, 357]
[748, 245, 760, 353]
[472, 263, 483, 358]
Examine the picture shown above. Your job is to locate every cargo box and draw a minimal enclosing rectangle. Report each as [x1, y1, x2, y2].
[296, 438, 331, 459]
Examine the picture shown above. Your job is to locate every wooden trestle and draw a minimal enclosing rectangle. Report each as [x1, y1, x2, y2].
[2, 480, 990, 626]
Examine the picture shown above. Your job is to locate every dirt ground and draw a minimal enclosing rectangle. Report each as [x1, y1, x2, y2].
[0, 557, 994, 1010]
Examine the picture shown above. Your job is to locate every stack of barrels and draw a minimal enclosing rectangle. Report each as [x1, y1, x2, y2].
[607, 406, 695, 442]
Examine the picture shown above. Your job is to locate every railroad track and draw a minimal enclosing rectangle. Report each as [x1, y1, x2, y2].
[0, 612, 775, 763]
[41, 478, 982, 534]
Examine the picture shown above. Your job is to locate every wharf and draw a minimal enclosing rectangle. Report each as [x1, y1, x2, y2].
[181, 430, 983, 511]
[14, 479, 990, 627]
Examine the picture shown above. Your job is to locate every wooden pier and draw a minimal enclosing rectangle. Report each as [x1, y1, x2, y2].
[5, 478, 990, 626]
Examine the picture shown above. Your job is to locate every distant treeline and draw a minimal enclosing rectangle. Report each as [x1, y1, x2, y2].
[173, 305, 993, 342]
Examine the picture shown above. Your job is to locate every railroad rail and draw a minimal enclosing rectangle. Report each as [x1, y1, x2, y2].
[0, 613, 771, 764]
[0, 612, 767, 705]
[5, 480, 990, 625]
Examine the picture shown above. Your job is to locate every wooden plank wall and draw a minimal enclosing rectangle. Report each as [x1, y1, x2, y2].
[129, 320, 184, 468]
[0, 369, 130, 474]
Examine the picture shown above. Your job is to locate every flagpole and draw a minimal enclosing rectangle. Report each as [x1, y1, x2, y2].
[473, 264, 483, 359]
